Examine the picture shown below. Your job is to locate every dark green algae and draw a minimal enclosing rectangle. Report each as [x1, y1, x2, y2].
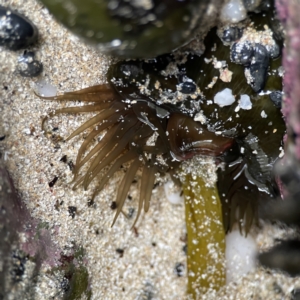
[38, 0, 213, 58]
[109, 26, 285, 232]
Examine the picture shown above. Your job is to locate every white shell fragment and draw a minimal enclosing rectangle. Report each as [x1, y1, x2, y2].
[35, 79, 57, 97]
[214, 88, 235, 107]
[220, 0, 247, 24]
[261, 110, 268, 118]
[239, 94, 252, 110]
[164, 180, 184, 205]
[226, 229, 257, 284]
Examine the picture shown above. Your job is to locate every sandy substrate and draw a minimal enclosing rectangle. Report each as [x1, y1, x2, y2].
[1, 0, 300, 299]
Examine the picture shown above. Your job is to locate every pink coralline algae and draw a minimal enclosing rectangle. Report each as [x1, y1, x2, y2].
[276, 0, 300, 159]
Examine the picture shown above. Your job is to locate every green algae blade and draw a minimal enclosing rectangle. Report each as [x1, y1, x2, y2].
[183, 174, 226, 299]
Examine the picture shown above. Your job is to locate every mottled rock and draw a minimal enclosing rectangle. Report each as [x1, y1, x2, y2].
[231, 41, 254, 66]
[269, 90, 282, 108]
[17, 51, 43, 77]
[0, 5, 38, 50]
[247, 44, 270, 92]
[221, 26, 243, 43]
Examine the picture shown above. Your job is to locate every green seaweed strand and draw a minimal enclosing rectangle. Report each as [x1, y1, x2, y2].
[182, 174, 226, 298]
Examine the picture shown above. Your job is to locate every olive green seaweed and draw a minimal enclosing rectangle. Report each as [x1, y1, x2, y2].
[183, 174, 226, 298]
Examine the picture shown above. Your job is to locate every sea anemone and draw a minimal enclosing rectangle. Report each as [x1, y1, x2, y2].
[38, 15, 285, 236]
[39, 82, 234, 228]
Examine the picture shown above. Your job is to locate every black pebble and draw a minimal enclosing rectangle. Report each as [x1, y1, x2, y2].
[248, 44, 270, 92]
[60, 277, 70, 293]
[17, 51, 43, 77]
[269, 91, 282, 108]
[179, 80, 197, 94]
[48, 176, 58, 187]
[116, 248, 124, 257]
[0, 6, 38, 50]
[110, 201, 117, 210]
[68, 206, 77, 218]
[60, 155, 67, 163]
[87, 199, 95, 207]
[174, 262, 184, 277]
[221, 26, 243, 43]
[120, 63, 142, 78]
[11, 251, 28, 283]
[231, 41, 254, 66]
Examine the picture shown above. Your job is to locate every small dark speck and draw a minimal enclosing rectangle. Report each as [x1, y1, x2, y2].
[60, 277, 70, 293]
[180, 81, 197, 94]
[50, 163, 54, 167]
[174, 262, 184, 277]
[153, 182, 160, 189]
[53, 144, 61, 151]
[272, 282, 283, 294]
[95, 229, 99, 235]
[132, 179, 138, 184]
[110, 201, 117, 210]
[0, 136, 6, 141]
[52, 127, 59, 131]
[60, 155, 67, 163]
[182, 244, 187, 255]
[48, 176, 58, 187]
[54, 200, 60, 211]
[87, 199, 95, 207]
[151, 242, 156, 247]
[68, 206, 77, 218]
[3, 86, 8, 90]
[132, 227, 139, 237]
[127, 195, 132, 200]
[68, 161, 74, 171]
[122, 287, 125, 292]
[127, 208, 135, 218]
[116, 248, 124, 257]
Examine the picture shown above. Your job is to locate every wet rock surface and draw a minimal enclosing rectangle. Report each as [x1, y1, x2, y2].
[269, 90, 282, 108]
[0, 5, 38, 50]
[17, 50, 43, 77]
[221, 26, 243, 43]
[247, 43, 270, 92]
[231, 41, 254, 65]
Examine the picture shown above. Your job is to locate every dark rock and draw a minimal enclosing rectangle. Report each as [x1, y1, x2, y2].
[120, 63, 142, 78]
[269, 91, 282, 108]
[116, 248, 124, 257]
[258, 240, 300, 276]
[174, 262, 184, 277]
[48, 176, 58, 187]
[221, 26, 243, 43]
[0, 6, 38, 50]
[231, 41, 254, 66]
[180, 82, 196, 94]
[68, 206, 77, 218]
[178, 78, 197, 94]
[243, 0, 261, 11]
[110, 201, 117, 210]
[247, 44, 270, 92]
[11, 251, 28, 283]
[291, 289, 300, 300]
[17, 51, 43, 77]
[268, 42, 280, 59]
